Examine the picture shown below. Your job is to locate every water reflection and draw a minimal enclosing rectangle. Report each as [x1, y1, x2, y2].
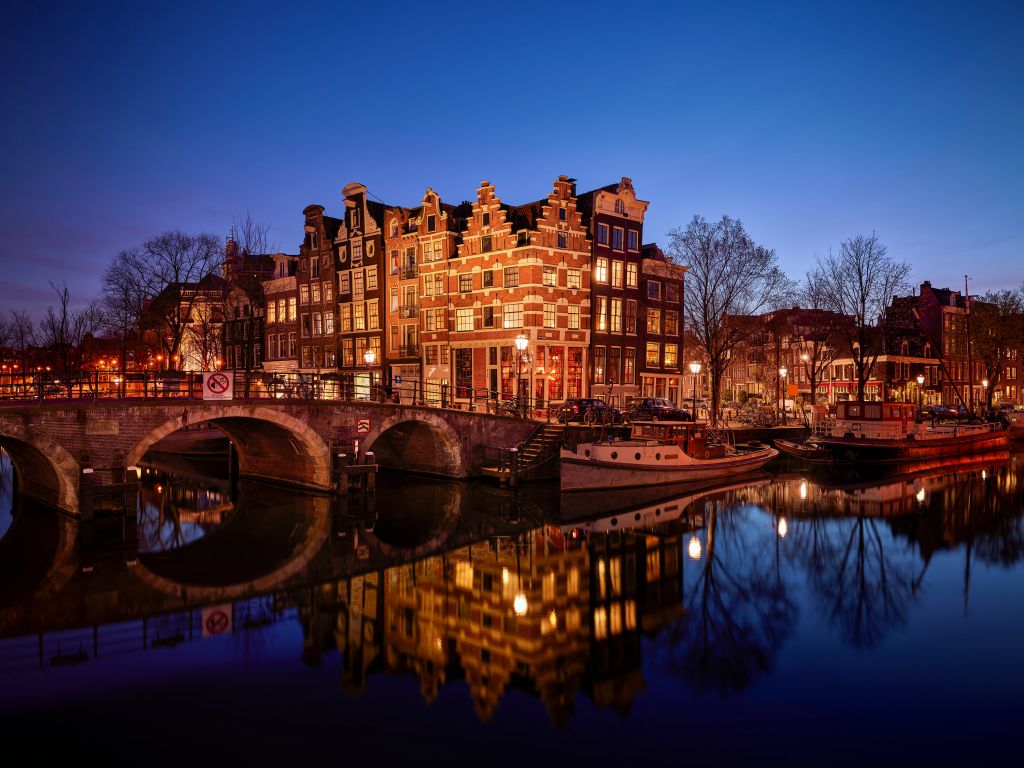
[1, 451, 1024, 737]
[136, 465, 234, 553]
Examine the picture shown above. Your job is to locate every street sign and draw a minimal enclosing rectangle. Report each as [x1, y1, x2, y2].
[356, 418, 370, 434]
[394, 375, 402, 384]
[202, 604, 233, 637]
[203, 371, 234, 401]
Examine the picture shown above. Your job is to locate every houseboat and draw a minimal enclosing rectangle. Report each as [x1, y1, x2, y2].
[560, 421, 778, 492]
[776, 401, 1009, 465]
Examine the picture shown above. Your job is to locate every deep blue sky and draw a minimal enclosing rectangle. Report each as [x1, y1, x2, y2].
[2, 0, 1022, 315]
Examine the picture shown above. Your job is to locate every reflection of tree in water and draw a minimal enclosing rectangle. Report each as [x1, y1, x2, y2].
[796, 515, 914, 649]
[136, 480, 231, 553]
[653, 501, 796, 697]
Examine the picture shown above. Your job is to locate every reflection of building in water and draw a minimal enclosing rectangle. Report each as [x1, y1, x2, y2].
[136, 470, 234, 553]
[305, 523, 685, 723]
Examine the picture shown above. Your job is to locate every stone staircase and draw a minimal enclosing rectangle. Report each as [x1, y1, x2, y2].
[480, 423, 565, 483]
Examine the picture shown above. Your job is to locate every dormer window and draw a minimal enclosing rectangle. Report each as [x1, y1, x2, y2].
[559, 207, 566, 221]
[351, 209, 360, 229]
[482, 212, 490, 227]
[427, 214, 436, 232]
[614, 199, 625, 215]
[482, 235, 492, 253]
[390, 220, 398, 238]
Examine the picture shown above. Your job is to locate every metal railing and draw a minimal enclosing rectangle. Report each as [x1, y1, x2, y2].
[0, 370, 554, 421]
[398, 264, 418, 280]
[398, 304, 419, 319]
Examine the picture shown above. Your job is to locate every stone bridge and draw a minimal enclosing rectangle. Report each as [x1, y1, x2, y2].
[0, 400, 535, 516]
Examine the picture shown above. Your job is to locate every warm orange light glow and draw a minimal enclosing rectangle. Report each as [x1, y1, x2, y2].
[688, 535, 702, 560]
[777, 517, 788, 538]
[513, 593, 528, 616]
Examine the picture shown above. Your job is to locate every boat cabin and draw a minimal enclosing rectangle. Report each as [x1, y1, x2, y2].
[833, 401, 917, 440]
[629, 421, 725, 458]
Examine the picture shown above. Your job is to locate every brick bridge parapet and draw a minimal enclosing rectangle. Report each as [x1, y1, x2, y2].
[0, 401, 535, 516]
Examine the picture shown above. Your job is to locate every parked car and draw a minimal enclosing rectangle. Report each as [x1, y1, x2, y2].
[553, 398, 622, 425]
[624, 396, 692, 422]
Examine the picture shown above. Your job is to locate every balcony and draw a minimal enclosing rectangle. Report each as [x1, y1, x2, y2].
[399, 264, 418, 280]
[399, 304, 419, 319]
[399, 343, 420, 358]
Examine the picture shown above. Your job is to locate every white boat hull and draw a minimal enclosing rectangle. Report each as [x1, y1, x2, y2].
[560, 445, 779, 491]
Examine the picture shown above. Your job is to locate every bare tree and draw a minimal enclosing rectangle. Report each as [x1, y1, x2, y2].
[0, 313, 11, 359]
[37, 283, 103, 372]
[102, 247, 150, 376]
[130, 231, 222, 368]
[232, 212, 275, 256]
[792, 271, 845, 406]
[970, 289, 1024, 409]
[669, 215, 794, 425]
[8, 310, 35, 374]
[814, 233, 911, 402]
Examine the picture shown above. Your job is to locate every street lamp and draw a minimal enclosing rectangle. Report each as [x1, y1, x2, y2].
[688, 361, 701, 422]
[982, 378, 989, 412]
[779, 366, 788, 424]
[364, 348, 376, 399]
[515, 333, 529, 417]
[916, 373, 925, 414]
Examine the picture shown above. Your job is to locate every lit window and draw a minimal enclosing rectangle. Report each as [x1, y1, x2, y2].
[568, 305, 580, 330]
[544, 303, 556, 328]
[543, 265, 557, 286]
[611, 260, 623, 288]
[456, 561, 473, 589]
[456, 308, 474, 332]
[567, 269, 581, 289]
[593, 607, 608, 639]
[502, 303, 523, 328]
[664, 343, 678, 368]
[595, 258, 608, 283]
[610, 298, 622, 333]
[647, 309, 661, 335]
[626, 263, 638, 288]
[646, 342, 660, 367]
[300, 285, 309, 305]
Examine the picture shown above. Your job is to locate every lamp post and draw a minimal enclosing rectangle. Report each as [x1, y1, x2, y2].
[515, 333, 529, 417]
[916, 373, 925, 415]
[688, 361, 701, 422]
[364, 348, 376, 400]
[982, 378, 989, 413]
[779, 366, 788, 424]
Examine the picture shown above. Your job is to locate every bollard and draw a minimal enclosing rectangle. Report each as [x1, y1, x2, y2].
[509, 447, 519, 488]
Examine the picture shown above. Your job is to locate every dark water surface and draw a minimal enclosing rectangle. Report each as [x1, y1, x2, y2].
[1, 448, 1023, 765]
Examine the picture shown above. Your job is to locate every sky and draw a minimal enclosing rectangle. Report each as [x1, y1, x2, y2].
[1, 0, 1022, 316]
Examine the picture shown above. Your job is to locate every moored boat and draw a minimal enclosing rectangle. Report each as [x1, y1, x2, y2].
[560, 421, 778, 492]
[803, 401, 1009, 464]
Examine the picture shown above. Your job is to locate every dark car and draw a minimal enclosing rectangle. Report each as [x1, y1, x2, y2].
[624, 396, 692, 422]
[553, 398, 621, 425]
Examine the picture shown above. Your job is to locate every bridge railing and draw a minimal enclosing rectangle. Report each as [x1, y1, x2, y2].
[0, 370, 553, 420]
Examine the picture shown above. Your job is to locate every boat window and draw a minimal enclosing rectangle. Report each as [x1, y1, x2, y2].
[865, 404, 882, 419]
[847, 405, 860, 418]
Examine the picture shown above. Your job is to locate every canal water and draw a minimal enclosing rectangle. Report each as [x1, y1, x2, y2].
[1, 447, 1023, 765]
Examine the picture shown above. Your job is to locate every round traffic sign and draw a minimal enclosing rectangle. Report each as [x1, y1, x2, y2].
[207, 372, 230, 394]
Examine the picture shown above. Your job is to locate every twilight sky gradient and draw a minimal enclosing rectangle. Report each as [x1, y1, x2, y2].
[1, 0, 1022, 315]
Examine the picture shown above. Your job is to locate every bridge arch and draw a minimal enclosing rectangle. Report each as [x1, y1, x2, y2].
[126, 405, 333, 491]
[0, 422, 79, 513]
[361, 411, 466, 478]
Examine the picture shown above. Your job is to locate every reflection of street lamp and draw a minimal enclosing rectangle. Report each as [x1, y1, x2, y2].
[687, 534, 702, 560]
[688, 361, 701, 421]
[515, 333, 529, 416]
[779, 366, 788, 424]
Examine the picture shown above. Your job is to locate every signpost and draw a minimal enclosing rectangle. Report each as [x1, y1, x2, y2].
[203, 371, 234, 401]
[201, 604, 233, 637]
[356, 418, 370, 434]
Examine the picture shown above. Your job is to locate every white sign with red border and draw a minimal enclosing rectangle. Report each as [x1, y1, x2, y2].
[201, 604, 234, 637]
[203, 371, 234, 401]
[356, 418, 370, 434]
